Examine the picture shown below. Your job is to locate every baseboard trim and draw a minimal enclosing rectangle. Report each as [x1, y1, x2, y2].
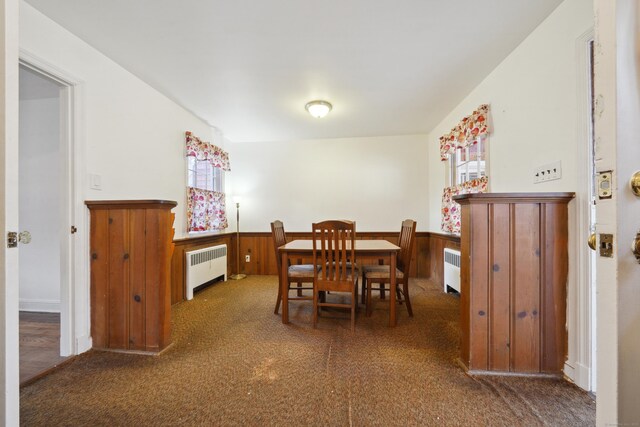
[19, 299, 60, 313]
[76, 335, 92, 354]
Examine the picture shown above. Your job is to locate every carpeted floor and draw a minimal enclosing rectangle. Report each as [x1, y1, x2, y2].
[20, 276, 595, 426]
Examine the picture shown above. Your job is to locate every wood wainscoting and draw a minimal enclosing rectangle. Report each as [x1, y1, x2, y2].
[171, 231, 460, 304]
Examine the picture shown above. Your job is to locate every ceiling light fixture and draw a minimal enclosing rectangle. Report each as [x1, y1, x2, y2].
[305, 100, 332, 118]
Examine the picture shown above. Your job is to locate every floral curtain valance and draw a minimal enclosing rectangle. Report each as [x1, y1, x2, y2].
[186, 131, 231, 171]
[187, 187, 228, 232]
[441, 176, 488, 234]
[439, 104, 490, 161]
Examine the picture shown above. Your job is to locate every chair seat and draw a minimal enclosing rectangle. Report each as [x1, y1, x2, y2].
[287, 264, 317, 278]
[362, 264, 404, 280]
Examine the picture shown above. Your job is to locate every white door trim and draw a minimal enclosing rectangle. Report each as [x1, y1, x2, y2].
[19, 49, 91, 355]
[564, 28, 595, 392]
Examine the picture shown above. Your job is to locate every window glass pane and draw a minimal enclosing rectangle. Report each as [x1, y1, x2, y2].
[469, 142, 478, 161]
[450, 138, 489, 186]
[213, 167, 222, 192]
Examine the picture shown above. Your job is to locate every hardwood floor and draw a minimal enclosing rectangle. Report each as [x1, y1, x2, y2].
[19, 312, 69, 385]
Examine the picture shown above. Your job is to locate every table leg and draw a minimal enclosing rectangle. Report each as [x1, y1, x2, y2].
[281, 250, 289, 324]
[389, 251, 397, 327]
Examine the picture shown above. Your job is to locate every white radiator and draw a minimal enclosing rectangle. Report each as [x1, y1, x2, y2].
[185, 244, 227, 300]
[444, 248, 461, 293]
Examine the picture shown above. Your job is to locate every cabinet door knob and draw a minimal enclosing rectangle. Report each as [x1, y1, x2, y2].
[134, 295, 141, 302]
[123, 253, 129, 260]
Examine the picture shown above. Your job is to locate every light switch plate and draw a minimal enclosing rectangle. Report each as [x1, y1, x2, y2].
[90, 174, 102, 190]
[533, 161, 562, 184]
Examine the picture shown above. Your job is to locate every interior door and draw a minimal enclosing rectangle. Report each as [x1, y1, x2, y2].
[593, 0, 640, 423]
[1, 0, 22, 422]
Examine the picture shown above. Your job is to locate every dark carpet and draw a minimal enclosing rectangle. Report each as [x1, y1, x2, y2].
[20, 276, 595, 426]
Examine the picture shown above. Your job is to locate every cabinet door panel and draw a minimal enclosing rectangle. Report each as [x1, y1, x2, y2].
[144, 210, 161, 351]
[108, 209, 129, 349]
[541, 203, 568, 372]
[129, 209, 147, 350]
[469, 204, 490, 370]
[511, 204, 541, 372]
[90, 209, 110, 348]
[489, 203, 511, 371]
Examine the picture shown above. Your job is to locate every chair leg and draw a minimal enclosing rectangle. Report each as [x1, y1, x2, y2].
[403, 281, 413, 317]
[351, 289, 356, 332]
[313, 288, 319, 328]
[361, 272, 366, 304]
[366, 278, 373, 317]
[297, 281, 303, 297]
[274, 279, 283, 314]
[355, 278, 359, 312]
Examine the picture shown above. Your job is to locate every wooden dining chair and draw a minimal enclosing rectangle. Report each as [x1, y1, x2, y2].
[312, 220, 359, 331]
[271, 220, 316, 315]
[362, 219, 417, 317]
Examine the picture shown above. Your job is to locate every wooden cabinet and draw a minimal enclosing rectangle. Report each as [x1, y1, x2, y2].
[86, 200, 177, 353]
[454, 192, 574, 376]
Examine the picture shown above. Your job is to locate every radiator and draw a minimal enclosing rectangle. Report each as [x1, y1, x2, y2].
[185, 244, 227, 300]
[444, 248, 461, 293]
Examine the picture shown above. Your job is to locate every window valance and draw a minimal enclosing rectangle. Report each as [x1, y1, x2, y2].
[186, 131, 231, 171]
[439, 104, 490, 161]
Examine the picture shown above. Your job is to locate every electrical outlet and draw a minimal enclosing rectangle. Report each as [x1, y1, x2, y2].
[245, 255, 250, 262]
[533, 161, 562, 184]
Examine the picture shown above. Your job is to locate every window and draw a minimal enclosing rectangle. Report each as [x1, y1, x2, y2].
[185, 131, 230, 233]
[439, 104, 491, 235]
[449, 137, 487, 186]
[187, 156, 223, 192]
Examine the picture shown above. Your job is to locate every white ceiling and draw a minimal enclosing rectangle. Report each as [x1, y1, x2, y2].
[24, 0, 564, 142]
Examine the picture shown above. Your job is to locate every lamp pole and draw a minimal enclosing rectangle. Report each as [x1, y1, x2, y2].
[230, 201, 246, 280]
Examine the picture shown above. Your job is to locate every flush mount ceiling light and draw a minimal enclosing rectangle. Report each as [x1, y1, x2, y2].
[305, 100, 332, 118]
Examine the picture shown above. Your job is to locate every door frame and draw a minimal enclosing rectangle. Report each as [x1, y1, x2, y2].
[565, 28, 596, 392]
[19, 49, 90, 356]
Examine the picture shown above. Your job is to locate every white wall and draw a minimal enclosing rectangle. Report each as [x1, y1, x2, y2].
[19, 90, 60, 311]
[427, 0, 593, 230]
[19, 1, 217, 239]
[18, 2, 222, 356]
[227, 134, 429, 232]
[425, 0, 593, 389]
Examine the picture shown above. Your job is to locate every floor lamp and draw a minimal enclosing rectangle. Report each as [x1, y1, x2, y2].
[230, 198, 246, 280]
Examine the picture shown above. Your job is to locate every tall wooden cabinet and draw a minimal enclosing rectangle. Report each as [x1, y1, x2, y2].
[86, 200, 177, 353]
[454, 192, 574, 376]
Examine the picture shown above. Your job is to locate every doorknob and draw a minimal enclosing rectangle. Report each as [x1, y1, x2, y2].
[588, 233, 597, 251]
[19, 231, 32, 244]
[633, 231, 640, 264]
[6, 231, 31, 248]
[630, 171, 640, 197]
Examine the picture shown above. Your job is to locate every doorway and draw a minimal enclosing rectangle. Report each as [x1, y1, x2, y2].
[18, 64, 73, 383]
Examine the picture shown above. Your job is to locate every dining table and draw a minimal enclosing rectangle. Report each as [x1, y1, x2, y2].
[278, 239, 401, 327]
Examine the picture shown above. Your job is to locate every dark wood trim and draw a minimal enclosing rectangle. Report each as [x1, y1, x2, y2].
[173, 231, 236, 243]
[85, 200, 178, 209]
[454, 192, 575, 204]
